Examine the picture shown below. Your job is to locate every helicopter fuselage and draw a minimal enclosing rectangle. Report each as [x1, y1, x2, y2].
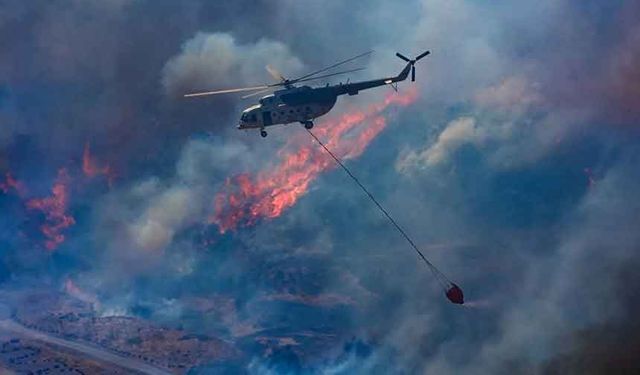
[185, 50, 429, 137]
[238, 85, 338, 130]
[237, 59, 414, 136]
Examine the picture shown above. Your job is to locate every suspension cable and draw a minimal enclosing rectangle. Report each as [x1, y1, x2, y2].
[305, 128, 452, 288]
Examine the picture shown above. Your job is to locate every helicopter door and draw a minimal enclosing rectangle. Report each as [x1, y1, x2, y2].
[262, 111, 273, 126]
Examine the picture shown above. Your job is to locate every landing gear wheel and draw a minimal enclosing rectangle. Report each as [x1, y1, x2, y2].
[303, 121, 314, 129]
[260, 130, 268, 138]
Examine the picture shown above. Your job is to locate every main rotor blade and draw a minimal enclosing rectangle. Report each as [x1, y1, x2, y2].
[396, 52, 411, 62]
[294, 50, 372, 82]
[415, 50, 430, 61]
[184, 85, 270, 98]
[241, 87, 274, 99]
[295, 67, 366, 84]
[266, 65, 286, 82]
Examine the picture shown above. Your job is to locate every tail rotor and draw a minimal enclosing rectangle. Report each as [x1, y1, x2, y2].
[396, 50, 430, 82]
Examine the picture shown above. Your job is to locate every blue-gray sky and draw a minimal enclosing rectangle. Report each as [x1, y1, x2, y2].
[1, 0, 639, 373]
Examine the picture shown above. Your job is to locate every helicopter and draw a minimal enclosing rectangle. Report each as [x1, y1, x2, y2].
[184, 50, 430, 138]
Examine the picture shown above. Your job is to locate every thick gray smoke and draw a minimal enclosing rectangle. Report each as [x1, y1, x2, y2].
[163, 32, 304, 95]
[0, 0, 639, 373]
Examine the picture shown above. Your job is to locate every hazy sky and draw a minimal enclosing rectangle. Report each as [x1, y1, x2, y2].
[1, 1, 639, 373]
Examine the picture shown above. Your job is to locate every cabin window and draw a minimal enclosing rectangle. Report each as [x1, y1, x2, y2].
[250, 114, 257, 122]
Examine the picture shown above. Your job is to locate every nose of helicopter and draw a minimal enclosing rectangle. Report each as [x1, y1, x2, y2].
[237, 120, 249, 129]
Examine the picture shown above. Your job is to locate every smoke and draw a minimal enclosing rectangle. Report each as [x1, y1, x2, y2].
[1, 0, 640, 373]
[397, 116, 483, 170]
[162, 32, 304, 96]
[64, 278, 100, 309]
[129, 184, 204, 252]
[540, 257, 640, 375]
[460, 153, 640, 375]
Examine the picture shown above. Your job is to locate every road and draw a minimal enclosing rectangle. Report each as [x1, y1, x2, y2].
[0, 319, 172, 375]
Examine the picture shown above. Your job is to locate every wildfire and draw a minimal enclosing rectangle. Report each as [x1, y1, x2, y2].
[0, 172, 25, 196]
[211, 89, 418, 233]
[26, 168, 76, 250]
[64, 278, 100, 308]
[83, 142, 115, 185]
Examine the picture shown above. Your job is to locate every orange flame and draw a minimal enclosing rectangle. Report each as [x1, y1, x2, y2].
[26, 168, 76, 250]
[83, 142, 115, 185]
[211, 89, 418, 233]
[0, 172, 26, 196]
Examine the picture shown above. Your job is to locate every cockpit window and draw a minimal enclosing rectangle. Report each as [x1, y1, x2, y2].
[259, 95, 275, 105]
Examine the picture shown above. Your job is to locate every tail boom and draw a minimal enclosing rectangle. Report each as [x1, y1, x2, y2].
[333, 50, 429, 96]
